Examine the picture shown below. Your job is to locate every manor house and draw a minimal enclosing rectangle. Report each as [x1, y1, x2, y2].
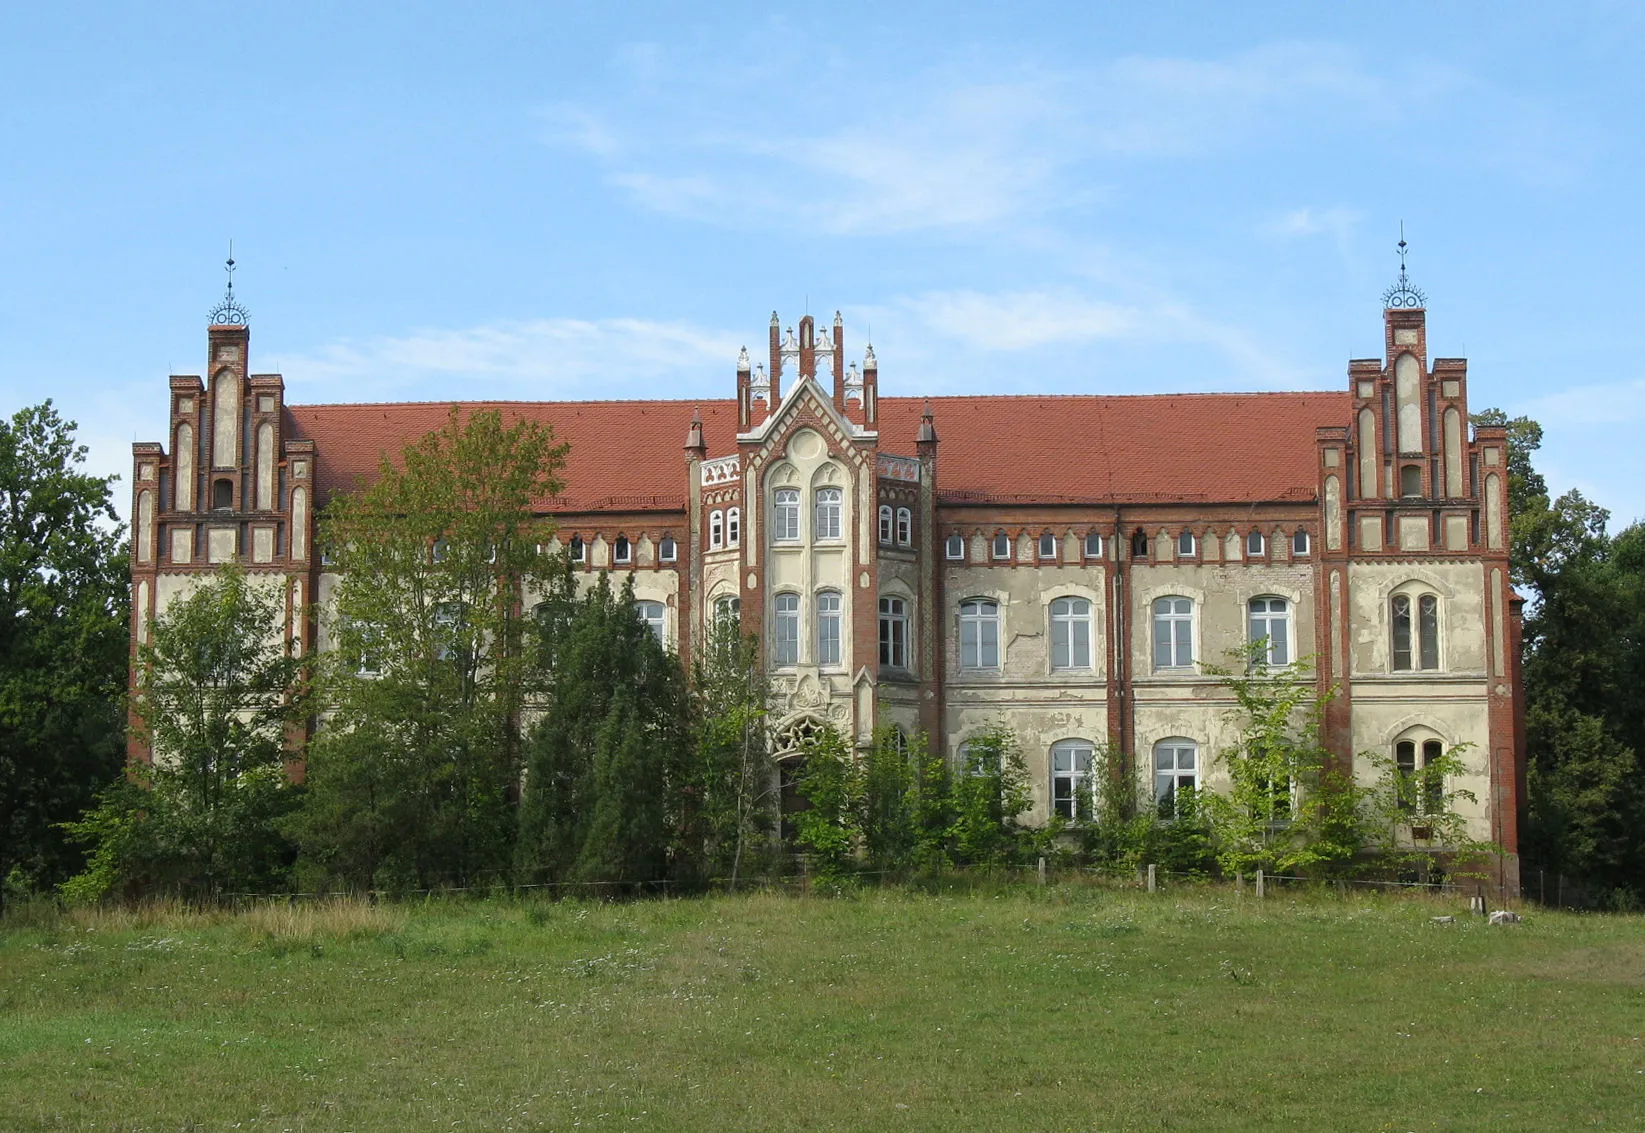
[129, 286, 1524, 885]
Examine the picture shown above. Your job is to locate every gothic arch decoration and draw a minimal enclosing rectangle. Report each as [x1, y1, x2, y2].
[771, 713, 829, 758]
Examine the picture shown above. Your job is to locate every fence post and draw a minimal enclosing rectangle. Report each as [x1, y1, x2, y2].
[1235, 871, 1244, 894]
[1146, 864, 1157, 893]
[1037, 857, 1047, 886]
[1255, 869, 1265, 899]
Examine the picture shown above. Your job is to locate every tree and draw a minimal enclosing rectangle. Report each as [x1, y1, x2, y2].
[792, 723, 861, 885]
[0, 402, 127, 910]
[62, 566, 304, 901]
[688, 613, 775, 887]
[947, 722, 1034, 867]
[516, 572, 690, 890]
[290, 407, 567, 892]
[859, 726, 919, 873]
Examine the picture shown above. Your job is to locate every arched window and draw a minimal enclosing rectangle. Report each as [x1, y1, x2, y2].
[212, 478, 234, 510]
[1401, 464, 1423, 498]
[992, 532, 1011, 560]
[659, 536, 677, 562]
[727, 508, 740, 546]
[1049, 597, 1092, 670]
[772, 490, 800, 542]
[1051, 739, 1095, 821]
[878, 596, 908, 669]
[709, 510, 724, 550]
[1131, 530, 1149, 559]
[1246, 530, 1266, 557]
[1084, 532, 1103, 559]
[1039, 532, 1058, 560]
[879, 505, 894, 544]
[613, 536, 632, 564]
[712, 594, 741, 628]
[815, 487, 842, 541]
[636, 600, 666, 647]
[1152, 597, 1194, 669]
[959, 598, 1000, 670]
[1248, 597, 1290, 666]
[945, 533, 966, 560]
[1391, 590, 1440, 671]
[432, 601, 467, 662]
[816, 590, 842, 667]
[1153, 738, 1198, 818]
[896, 507, 913, 546]
[773, 593, 800, 666]
[1177, 531, 1196, 557]
[568, 536, 585, 564]
[1395, 737, 1446, 816]
[1292, 529, 1310, 556]
[431, 537, 449, 563]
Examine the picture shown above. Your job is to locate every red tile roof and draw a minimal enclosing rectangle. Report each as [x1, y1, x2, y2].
[285, 390, 1348, 512]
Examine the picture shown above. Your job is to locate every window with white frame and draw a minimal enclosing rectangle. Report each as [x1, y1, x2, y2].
[959, 598, 1000, 670]
[1247, 596, 1290, 666]
[637, 600, 666, 647]
[1246, 530, 1266, 556]
[727, 508, 740, 546]
[896, 507, 912, 546]
[879, 505, 894, 544]
[1051, 739, 1095, 821]
[433, 601, 467, 662]
[773, 490, 800, 542]
[1391, 590, 1440, 671]
[1395, 736, 1446, 816]
[1039, 531, 1057, 560]
[1153, 738, 1198, 818]
[1049, 596, 1092, 670]
[659, 536, 677, 562]
[773, 593, 800, 666]
[815, 487, 842, 541]
[878, 596, 908, 669]
[816, 590, 842, 667]
[569, 536, 585, 563]
[1152, 596, 1194, 669]
[613, 536, 631, 564]
[713, 594, 740, 627]
[1178, 531, 1196, 557]
[992, 532, 1011, 560]
[1292, 529, 1310, 556]
[347, 617, 385, 677]
[946, 533, 965, 560]
[1084, 531, 1103, 559]
[709, 510, 724, 550]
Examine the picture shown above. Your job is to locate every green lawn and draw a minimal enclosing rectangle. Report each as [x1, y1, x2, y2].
[1, 885, 1641, 1131]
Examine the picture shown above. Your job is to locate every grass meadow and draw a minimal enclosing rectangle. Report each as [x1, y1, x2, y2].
[1, 883, 1642, 1132]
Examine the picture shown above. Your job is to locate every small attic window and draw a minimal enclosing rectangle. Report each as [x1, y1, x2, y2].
[992, 532, 1011, 560]
[946, 533, 965, 560]
[660, 536, 677, 562]
[569, 536, 585, 563]
[1084, 532, 1103, 559]
[1246, 530, 1266, 557]
[1038, 532, 1057, 560]
[1131, 531, 1149, 559]
[613, 536, 631, 564]
[1292, 529, 1311, 556]
[212, 478, 233, 510]
[1177, 531, 1196, 557]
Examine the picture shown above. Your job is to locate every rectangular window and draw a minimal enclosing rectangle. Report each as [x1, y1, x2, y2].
[1248, 597, 1289, 666]
[637, 600, 666, 648]
[774, 594, 799, 666]
[1052, 741, 1094, 821]
[816, 591, 841, 667]
[1050, 597, 1091, 670]
[959, 599, 1000, 670]
[878, 597, 908, 669]
[1152, 597, 1193, 669]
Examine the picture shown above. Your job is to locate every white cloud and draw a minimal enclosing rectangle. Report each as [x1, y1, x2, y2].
[1262, 206, 1363, 240]
[283, 316, 741, 401]
[887, 289, 1138, 351]
[1521, 377, 1645, 426]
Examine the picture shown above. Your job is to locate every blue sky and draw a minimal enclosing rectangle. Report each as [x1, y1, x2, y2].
[3, 2, 1642, 527]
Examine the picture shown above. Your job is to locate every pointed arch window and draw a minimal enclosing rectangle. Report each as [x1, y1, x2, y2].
[1391, 590, 1440, 671]
[709, 510, 724, 550]
[727, 508, 740, 546]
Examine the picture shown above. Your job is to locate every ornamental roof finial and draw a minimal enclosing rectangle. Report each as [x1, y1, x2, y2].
[1381, 221, 1426, 310]
[208, 241, 250, 326]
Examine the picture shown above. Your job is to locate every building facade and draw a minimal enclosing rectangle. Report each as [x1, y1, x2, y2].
[130, 293, 1523, 886]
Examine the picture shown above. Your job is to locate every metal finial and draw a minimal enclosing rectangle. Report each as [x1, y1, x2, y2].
[1381, 221, 1426, 309]
[209, 240, 250, 326]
